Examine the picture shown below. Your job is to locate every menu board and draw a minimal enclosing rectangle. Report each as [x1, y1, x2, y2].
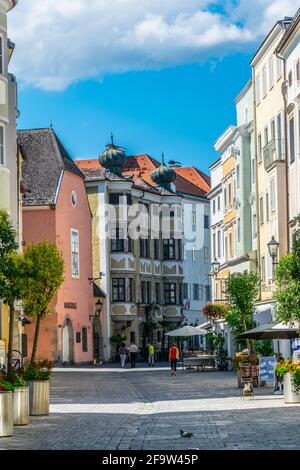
[259, 356, 276, 381]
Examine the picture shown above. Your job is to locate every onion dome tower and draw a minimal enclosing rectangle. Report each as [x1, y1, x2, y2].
[99, 133, 126, 176]
[151, 153, 176, 191]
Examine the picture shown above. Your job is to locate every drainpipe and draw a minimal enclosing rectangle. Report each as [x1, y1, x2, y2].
[276, 51, 290, 253]
[251, 68, 261, 301]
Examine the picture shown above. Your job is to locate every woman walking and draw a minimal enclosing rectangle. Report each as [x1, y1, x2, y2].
[169, 343, 179, 376]
[118, 342, 127, 368]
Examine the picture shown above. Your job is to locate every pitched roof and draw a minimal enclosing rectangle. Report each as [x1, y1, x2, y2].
[76, 154, 210, 199]
[18, 128, 83, 207]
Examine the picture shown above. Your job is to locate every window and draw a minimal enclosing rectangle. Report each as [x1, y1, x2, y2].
[192, 207, 196, 227]
[276, 56, 282, 81]
[261, 256, 266, 283]
[164, 283, 176, 305]
[163, 239, 175, 260]
[112, 278, 125, 302]
[228, 182, 232, 208]
[223, 186, 227, 210]
[213, 233, 216, 259]
[217, 196, 220, 211]
[270, 178, 276, 212]
[289, 116, 295, 163]
[262, 65, 267, 97]
[217, 231, 221, 258]
[213, 199, 216, 214]
[215, 281, 218, 301]
[82, 327, 88, 353]
[256, 74, 261, 104]
[199, 284, 203, 300]
[296, 59, 300, 81]
[258, 134, 262, 163]
[269, 56, 274, 89]
[140, 237, 150, 258]
[155, 282, 161, 304]
[260, 197, 264, 224]
[128, 278, 135, 302]
[193, 284, 199, 301]
[192, 246, 197, 261]
[229, 232, 232, 259]
[288, 70, 292, 87]
[141, 281, 151, 304]
[205, 285, 211, 302]
[237, 218, 241, 243]
[225, 235, 228, 261]
[183, 244, 186, 260]
[264, 126, 269, 147]
[266, 192, 270, 222]
[252, 214, 257, 239]
[111, 228, 124, 252]
[236, 164, 240, 189]
[0, 126, 4, 166]
[71, 229, 79, 277]
[154, 239, 160, 260]
[183, 283, 188, 300]
[109, 193, 132, 205]
[277, 112, 283, 159]
[0, 37, 3, 75]
[204, 247, 209, 263]
[204, 215, 209, 229]
[71, 191, 77, 207]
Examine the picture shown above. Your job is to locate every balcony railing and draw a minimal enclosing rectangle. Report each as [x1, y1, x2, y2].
[263, 139, 285, 171]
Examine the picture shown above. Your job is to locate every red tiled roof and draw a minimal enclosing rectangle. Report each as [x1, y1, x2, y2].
[75, 155, 210, 198]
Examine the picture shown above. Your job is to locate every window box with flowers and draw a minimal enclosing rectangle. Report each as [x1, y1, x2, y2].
[275, 359, 300, 403]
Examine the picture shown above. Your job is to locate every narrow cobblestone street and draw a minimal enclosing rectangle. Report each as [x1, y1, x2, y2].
[1, 365, 300, 450]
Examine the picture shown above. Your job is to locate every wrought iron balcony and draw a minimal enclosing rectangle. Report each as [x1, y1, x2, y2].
[263, 139, 285, 171]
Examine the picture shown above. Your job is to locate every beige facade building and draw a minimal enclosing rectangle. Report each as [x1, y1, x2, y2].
[250, 17, 292, 329]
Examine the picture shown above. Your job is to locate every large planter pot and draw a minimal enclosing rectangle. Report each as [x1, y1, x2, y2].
[284, 373, 300, 404]
[29, 380, 50, 416]
[14, 387, 29, 425]
[0, 391, 14, 437]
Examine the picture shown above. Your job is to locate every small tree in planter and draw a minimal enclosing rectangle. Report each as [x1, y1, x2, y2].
[224, 272, 260, 352]
[0, 211, 23, 382]
[19, 241, 64, 416]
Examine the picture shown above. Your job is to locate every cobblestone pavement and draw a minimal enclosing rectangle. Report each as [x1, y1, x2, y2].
[1, 364, 300, 450]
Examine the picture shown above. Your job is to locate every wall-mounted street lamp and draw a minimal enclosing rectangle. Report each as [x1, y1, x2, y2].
[89, 298, 103, 320]
[88, 272, 105, 283]
[211, 258, 221, 277]
[267, 236, 279, 279]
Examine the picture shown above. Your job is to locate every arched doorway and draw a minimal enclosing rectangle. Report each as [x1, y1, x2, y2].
[62, 319, 74, 363]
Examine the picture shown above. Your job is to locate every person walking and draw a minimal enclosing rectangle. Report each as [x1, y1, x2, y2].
[169, 343, 180, 376]
[129, 342, 139, 368]
[148, 343, 155, 367]
[118, 342, 127, 368]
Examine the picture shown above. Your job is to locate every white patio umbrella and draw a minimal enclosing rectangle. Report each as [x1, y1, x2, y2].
[165, 325, 208, 337]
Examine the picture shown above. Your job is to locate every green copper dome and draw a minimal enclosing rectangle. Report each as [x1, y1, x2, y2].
[99, 134, 126, 176]
[151, 153, 176, 190]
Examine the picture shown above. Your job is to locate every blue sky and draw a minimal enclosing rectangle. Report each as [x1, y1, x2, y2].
[10, 0, 299, 174]
[17, 53, 252, 172]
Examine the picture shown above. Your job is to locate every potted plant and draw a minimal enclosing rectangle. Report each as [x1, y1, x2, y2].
[25, 361, 52, 416]
[275, 359, 300, 404]
[0, 370, 14, 437]
[11, 368, 29, 426]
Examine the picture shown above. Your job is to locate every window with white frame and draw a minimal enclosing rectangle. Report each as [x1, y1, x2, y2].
[217, 230, 221, 258]
[260, 197, 264, 225]
[266, 192, 270, 222]
[270, 178, 276, 212]
[0, 37, 3, 75]
[229, 232, 233, 259]
[261, 256, 266, 283]
[217, 196, 220, 211]
[213, 199, 216, 214]
[224, 235, 228, 261]
[71, 229, 79, 277]
[276, 56, 282, 81]
[268, 56, 274, 89]
[262, 65, 267, 97]
[258, 133, 262, 163]
[237, 218, 241, 243]
[213, 233, 216, 259]
[256, 74, 261, 105]
[228, 181, 232, 208]
[0, 126, 4, 165]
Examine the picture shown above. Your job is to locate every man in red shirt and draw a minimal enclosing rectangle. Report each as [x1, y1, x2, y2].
[169, 343, 180, 376]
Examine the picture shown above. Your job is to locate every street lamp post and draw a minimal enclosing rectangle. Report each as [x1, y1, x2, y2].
[267, 236, 279, 279]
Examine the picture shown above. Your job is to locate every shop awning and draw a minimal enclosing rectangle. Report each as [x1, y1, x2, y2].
[237, 322, 300, 340]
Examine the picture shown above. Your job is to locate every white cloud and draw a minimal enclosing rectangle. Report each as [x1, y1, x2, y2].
[7, 0, 300, 91]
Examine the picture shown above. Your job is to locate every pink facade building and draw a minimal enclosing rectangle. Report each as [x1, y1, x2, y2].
[19, 128, 94, 364]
